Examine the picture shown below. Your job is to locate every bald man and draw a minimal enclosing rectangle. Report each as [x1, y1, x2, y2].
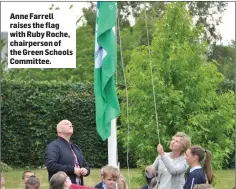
[45, 120, 90, 185]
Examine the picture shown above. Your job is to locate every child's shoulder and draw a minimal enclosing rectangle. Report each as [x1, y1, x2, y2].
[189, 168, 205, 179]
[191, 168, 204, 174]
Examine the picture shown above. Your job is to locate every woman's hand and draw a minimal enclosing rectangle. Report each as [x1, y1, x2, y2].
[157, 144, 165, 157]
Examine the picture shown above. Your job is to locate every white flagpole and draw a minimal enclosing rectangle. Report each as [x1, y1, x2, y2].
[108, 3, 119, 169]
[108, 118, 118, 167]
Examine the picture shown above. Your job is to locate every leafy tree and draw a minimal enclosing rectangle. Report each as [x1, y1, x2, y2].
[0, 38, 8, 76]
[187, 2, 228, 43]
[81, 2, 96, 33]
[207, 41, 235, 169]
[73, 25, 94, 83]
[116, 2, 228, 86]
[118, 2, 234, 169]
[208, 41, 235, 91]
[118, 2, 227, 43]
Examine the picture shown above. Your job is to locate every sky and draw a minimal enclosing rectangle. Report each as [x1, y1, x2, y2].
[1, 2, 235, 45]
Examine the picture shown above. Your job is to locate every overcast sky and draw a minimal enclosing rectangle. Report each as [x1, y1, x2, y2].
[1, 2, 235, 45]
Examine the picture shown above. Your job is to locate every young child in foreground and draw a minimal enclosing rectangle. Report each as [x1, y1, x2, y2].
[95, 165, 127, 189]
[102, 166, 120, 189]
[184, 146, 213, 189]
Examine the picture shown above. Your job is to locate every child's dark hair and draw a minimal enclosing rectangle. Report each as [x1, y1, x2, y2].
[189, 146, 213, 184]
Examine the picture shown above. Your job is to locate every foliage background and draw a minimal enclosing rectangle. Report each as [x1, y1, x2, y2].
[118, 3, 234, 169]
[1, 80, 136, 168]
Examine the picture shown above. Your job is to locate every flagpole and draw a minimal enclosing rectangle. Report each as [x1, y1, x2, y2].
[108, 118, 118, 167]
[95, 1, 120, 167]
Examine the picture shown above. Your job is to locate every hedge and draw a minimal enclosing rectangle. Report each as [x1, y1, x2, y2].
[1, 79, 136, 168]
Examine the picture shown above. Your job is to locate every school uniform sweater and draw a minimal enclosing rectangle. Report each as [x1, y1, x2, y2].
[184, 166, 206, 189]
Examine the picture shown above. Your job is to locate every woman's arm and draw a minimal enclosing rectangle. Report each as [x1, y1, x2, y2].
[161, 155, 188, 176]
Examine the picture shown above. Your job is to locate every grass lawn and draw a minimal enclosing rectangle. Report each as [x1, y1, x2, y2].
[3, 168, 234, 189]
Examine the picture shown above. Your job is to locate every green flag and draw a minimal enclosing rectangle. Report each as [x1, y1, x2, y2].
[94, 2, 120, 141]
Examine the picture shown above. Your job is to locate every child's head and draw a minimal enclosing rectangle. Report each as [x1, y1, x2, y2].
[102, 166, 120, 189]
[25, 176, 40, 189]
[50, 171, 72, 189]
[185, 146, 213, 184]
[185, 146, 205, 165]
[1, 175, 5, 189]
[22, 171, 35, 184]
[194, 184, 214, 189]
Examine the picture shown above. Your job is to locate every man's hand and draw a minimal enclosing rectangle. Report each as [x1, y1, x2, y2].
[79, 168, 88, 176]
[74, 167, 81, 176]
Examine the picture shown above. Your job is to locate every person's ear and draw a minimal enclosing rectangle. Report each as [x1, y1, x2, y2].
[64, 178, 72, 188]
[57, 127, 62, 133]
[64, 180, 68, 187]
[193, 155, 198, 161]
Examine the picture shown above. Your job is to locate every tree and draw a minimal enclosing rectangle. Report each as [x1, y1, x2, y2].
[188, 2, 228, 43]
[73, 25, 94, 83]
[118, 2, 234, 169]
[81, 2, 96, 33]
[118, 2, 227, 43]
[0, 39, 7, 77]
[116, 2, 228, 87]
[208, 41, 235, 92]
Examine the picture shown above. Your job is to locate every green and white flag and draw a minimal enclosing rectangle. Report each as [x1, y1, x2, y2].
[94, 2, 120, 141]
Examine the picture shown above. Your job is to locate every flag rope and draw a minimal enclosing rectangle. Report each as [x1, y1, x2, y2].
[116, 3, 161, 187]
[144, 3, 161, 144]
[117, 9, 132, 189]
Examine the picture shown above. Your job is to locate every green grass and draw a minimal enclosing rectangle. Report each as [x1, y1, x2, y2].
[2, 169, 234, 189]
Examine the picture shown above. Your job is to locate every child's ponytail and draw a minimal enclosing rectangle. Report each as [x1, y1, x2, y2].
[203, 149, 213, 184]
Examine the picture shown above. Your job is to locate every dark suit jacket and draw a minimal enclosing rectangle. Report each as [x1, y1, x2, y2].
[45, 137, 90, 185]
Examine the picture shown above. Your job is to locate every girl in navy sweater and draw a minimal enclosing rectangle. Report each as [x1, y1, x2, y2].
[184, 146, 213, 189]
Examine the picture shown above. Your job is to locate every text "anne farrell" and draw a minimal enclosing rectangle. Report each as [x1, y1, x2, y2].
[10, 13, 54, 20]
